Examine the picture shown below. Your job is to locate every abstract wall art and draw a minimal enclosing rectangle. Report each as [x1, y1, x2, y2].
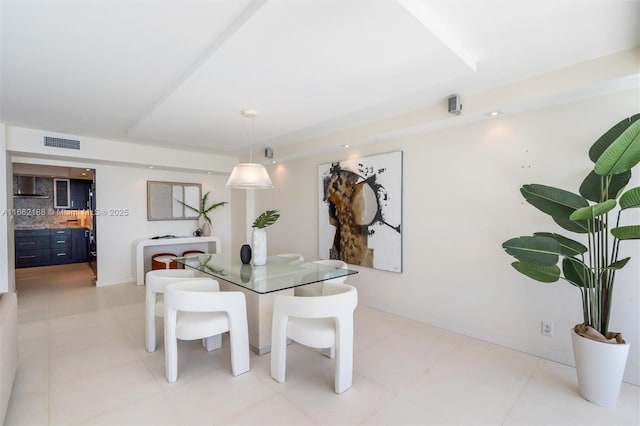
[318, 150, 403, 272]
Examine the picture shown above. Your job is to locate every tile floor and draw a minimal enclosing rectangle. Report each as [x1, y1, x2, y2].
[5, 263, 639, 425]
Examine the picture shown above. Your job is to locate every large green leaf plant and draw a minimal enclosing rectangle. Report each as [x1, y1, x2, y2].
[502, 115, 640, 338]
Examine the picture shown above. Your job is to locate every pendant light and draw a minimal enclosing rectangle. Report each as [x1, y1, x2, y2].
[225, 110, 273, 189]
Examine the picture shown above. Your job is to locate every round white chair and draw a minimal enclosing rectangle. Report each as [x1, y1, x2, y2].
[271, 282, 358, 393]
[295, 259, 348, 297]
[145, 269, 211, 352]
[275, 253, 305, 265]
[164, 279, 250, 383]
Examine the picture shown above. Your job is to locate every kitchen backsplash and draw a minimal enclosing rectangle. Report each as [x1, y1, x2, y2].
[13, 176, 92, 229]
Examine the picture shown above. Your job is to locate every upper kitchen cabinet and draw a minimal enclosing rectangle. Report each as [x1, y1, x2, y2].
[70, 179, 91, 210]
[53, 178, 70, 208]
[54, 178, 91, 210]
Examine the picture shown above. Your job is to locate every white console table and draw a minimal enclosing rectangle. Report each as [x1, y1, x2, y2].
[135, 236, 221, 286]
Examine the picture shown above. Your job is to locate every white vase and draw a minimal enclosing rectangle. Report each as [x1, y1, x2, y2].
[571, 328, 630, 407]
[198, 216, 211, 236]
[252, 228, 267, 266]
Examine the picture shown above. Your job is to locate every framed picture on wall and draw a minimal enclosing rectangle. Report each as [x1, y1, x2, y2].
[318, 150, 403, 273]
[147, 181, 201, 221]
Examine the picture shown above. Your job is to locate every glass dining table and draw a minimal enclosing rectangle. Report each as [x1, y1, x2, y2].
[176, 252, 357, 294]
[174, 253, 358, 354]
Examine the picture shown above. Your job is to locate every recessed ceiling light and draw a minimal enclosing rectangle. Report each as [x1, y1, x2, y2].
[342, 144, 351, 148]
[148, 166, 154, 169]
[487, 111, 503, 117]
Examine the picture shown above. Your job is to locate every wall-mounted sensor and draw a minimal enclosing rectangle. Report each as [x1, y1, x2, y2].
[265, 147, 274, 159]
[448, 94, 462, 115]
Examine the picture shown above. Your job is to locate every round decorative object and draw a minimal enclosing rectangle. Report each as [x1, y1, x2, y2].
[252, 228, 267, 266]
[240, 244, 252, 265]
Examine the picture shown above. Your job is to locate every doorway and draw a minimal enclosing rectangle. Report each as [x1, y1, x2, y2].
[12, 163, 98, 283]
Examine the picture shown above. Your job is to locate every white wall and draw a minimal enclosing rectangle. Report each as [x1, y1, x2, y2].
[94, 164, 230, 285]
[256, 89, 640, 385]
[6, 126, 237, 173]
[0, 124, 16, 294]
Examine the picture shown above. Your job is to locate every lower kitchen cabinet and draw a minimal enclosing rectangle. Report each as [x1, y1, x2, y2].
[51, 246, 72, 264]
[15, 227, 90, 267]
[15, 248, 51, 268]
[50, 229, 72, 265]
[71, 227, 89, 262]
[15, 229, 50, 268]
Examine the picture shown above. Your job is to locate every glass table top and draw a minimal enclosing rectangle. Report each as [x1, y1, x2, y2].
[174, 253, 357, 294]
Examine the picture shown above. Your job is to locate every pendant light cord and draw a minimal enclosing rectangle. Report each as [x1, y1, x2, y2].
[249, 117, 254, 163]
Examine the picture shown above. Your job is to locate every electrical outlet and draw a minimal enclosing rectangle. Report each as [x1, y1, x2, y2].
[541, 321, 554, 337]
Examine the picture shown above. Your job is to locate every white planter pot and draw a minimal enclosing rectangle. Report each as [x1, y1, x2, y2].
[252, 228, 267, 266]
[571, 328, 630, 407]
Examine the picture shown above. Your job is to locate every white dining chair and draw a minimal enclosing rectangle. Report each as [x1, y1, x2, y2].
[295, 259, 348, 297]
[145, 269, 211, 352]
[164, 279, 250, 383]
[275, 253, 305, 265]
[271, 282, 358, 393]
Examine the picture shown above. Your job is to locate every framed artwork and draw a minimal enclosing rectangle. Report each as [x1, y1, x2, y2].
[318, 150, 403, 273]
[147, 181, 201, 221]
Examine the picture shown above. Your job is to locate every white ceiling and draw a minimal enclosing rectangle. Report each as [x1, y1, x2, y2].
[1, 0, 638, 157]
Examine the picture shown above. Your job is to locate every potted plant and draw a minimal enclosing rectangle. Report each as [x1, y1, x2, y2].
[178, 191, 227, 236]
[502, 115, 640, 407]
[251, 209, 280, 265]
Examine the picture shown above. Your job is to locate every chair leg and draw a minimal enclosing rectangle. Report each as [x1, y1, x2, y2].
[145, 291, 157, 352]
[228, 308, 250, 376]
[270, 315, 288, 383]
[334, 319, 354, 394]
[164, 310, 178, 383]
[203, 334, 222, 352]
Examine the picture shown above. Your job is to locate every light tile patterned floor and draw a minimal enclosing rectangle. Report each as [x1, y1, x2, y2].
[5, 263, 640, 425]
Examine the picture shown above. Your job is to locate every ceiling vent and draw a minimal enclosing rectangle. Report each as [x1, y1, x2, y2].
[43, 136, 81, 150]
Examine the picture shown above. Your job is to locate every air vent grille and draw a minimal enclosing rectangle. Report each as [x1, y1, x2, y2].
[43, 136, 81, 150]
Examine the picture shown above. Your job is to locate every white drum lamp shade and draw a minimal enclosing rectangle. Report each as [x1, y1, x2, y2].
[226, 163, 273, 189]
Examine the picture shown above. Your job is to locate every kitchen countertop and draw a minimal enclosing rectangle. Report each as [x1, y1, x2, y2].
[15, 224, 90, 230]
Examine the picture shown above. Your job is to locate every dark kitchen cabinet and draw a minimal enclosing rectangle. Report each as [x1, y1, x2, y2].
[54, 178, 70, 208]
[15, 227, 90, 267]
[15, 230, 50, 250]
[70, 179, 91, 210]
[15, 248, 51, 268]
[15, 229, 51, 267]
[71, 227, 89, 262]
[50, 229, 72, 264]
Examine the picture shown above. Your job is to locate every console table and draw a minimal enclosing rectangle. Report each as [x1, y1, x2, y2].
[134, 236, 221, 286]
